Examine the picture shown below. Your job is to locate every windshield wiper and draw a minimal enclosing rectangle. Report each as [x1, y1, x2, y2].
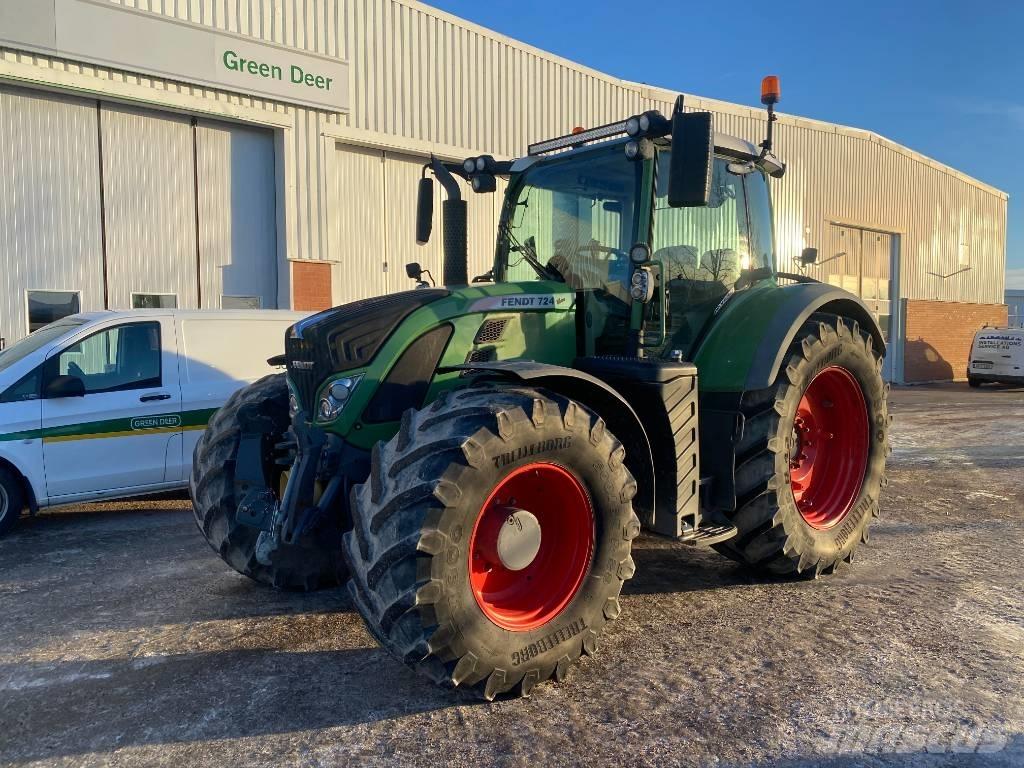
[501, 225, 562, 282]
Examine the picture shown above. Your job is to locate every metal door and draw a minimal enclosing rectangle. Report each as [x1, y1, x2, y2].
[100, 104, 198, 310]
[330, 144, 388, 303]
[825, 224, 896, 380]
[196, 121, 278, 309]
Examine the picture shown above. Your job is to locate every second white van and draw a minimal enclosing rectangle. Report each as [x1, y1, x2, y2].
[0, 309, 307, 535]
[968, 327, 1024, 387]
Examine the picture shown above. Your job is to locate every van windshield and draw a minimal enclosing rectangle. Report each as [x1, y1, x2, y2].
[0, 319, 84, 373]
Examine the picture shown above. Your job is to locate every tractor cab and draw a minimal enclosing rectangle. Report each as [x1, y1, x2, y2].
[487, 129, 782, 363]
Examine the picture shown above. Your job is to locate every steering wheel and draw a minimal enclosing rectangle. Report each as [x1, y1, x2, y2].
[67, 361, 85, 379]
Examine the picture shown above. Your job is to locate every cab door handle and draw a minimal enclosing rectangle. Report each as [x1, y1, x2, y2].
[140, 393, 172, 402]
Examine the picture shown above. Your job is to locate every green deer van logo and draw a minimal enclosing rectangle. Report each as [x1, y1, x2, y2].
[131, 415, 182, 431]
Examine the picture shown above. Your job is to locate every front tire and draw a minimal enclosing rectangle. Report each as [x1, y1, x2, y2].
[715, 314, 890, 576]
[968, 377, 981, 388]
[190, 374, 347, 590]
[344, 386, 639, 699]
[0, 466, 26, 537]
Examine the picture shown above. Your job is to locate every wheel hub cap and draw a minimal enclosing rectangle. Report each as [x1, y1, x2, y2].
[469, 462, 594, 631]
[789, 366, 870, 530]
[494, 509, 542, 571]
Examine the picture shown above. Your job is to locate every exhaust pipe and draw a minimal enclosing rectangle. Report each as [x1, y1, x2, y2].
[418, 156, 468, 287]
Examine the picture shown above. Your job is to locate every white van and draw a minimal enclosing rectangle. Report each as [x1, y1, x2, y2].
[0, 309, 307, 534]
[968, 327, 1024, 387]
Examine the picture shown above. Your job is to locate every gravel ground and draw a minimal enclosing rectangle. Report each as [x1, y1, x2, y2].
[1, 383, 1022, 768]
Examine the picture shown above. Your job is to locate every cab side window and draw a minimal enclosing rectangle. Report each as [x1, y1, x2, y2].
[47, 323, 162, 395]
[653, 155, 751, 291]
[744, 169, 775, 270]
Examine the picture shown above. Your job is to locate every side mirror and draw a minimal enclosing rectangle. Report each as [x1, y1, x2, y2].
[415, 177, 434, 245]
[405, 262, 423, 280]
[668, 98, 714, 208]
[45, 374, 85, 398]
[799, 247, 819, 265]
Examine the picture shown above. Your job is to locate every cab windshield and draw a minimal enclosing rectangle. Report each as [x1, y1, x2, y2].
[494, 144, 643, 303]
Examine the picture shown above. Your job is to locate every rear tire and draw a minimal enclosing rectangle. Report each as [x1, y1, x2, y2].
[344, 386, 639, 699]
[190, 373, 347, 590]
[0, 466, 26, 538]
[968, 377, 981, 388]
[714, 314, 890, 576]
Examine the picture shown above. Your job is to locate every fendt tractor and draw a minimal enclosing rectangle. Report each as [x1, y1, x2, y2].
[191, 77, 890, 699]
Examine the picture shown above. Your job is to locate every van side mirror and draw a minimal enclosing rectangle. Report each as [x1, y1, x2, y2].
[45, 374, 85, 398]
[799, 247, 819, 265]
[406, 262, 423, 280]
[415, 177, 434, 245]
[668, 98, 714, 208]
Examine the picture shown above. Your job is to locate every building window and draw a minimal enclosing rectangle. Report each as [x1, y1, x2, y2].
[222, 295, 262, 309]
[27, 290, 81, 333]
[49, 322, 162, 395]
[132, 293, 178, 309]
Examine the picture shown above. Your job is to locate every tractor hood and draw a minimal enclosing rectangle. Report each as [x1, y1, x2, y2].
[285, 288, 449, 408]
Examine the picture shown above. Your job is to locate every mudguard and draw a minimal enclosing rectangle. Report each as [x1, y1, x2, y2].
[694, 282, 886, 393]
[446, 360, 657, 525]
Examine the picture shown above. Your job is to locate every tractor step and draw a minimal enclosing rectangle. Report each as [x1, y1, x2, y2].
[678, 522, 738, 547]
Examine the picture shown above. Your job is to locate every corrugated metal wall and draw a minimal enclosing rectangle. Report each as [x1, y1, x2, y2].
[341, 0, 1007, 305]
[0, 0, 1008, 319]
[0, 85, 104, 343]
[330, 142, 502, 302]
[104, 0, 348, 266]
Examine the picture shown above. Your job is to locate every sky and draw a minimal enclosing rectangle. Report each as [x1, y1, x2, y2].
[428, 0, 1024, 289]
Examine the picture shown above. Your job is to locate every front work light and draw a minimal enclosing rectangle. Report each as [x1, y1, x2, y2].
[629, 243, 651, 264]
[317, 375, 362, 422]
[760, 75, 781, 106]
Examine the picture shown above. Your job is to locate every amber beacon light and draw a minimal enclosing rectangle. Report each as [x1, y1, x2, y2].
[760, 75, 781, 106]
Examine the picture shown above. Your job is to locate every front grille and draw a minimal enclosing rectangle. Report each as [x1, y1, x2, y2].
[474, 318, 509, 345]
[284, 336, 322, 411]
[466, 347, 497, 364]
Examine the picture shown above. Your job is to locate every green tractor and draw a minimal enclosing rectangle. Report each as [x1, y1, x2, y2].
[191, 78, 889, 699]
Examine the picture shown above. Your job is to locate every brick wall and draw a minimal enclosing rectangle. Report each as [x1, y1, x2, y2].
[903, 300, 1008, 383]
[291, 262, 332, 311]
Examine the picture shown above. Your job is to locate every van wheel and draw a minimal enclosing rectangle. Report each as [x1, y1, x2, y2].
[190, 374, 347, 591]
[0, 466, 26, 537]
[967, 377, 981, 388]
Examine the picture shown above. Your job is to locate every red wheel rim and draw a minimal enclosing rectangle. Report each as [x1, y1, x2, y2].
[789, 366, 870, 529]
[469, 462, 594, 631]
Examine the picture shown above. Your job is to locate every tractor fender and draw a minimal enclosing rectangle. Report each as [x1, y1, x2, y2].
[744, 284, 885, 391]
[447, 360, 656, 521]
[693, 282, 886, 394]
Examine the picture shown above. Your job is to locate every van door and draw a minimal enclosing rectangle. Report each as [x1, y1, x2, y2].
[176, 315, 297, 480]
[40, 318, 183, 499]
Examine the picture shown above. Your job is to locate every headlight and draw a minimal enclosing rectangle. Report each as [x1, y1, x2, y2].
[316, 375, 361, 422]
[625, 116, 641, 137]
[630, 269, 653, 303]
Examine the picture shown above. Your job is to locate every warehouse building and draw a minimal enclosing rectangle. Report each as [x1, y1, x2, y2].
[1007, 290, 1024, 328]
[0, 0, 1009, 383]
